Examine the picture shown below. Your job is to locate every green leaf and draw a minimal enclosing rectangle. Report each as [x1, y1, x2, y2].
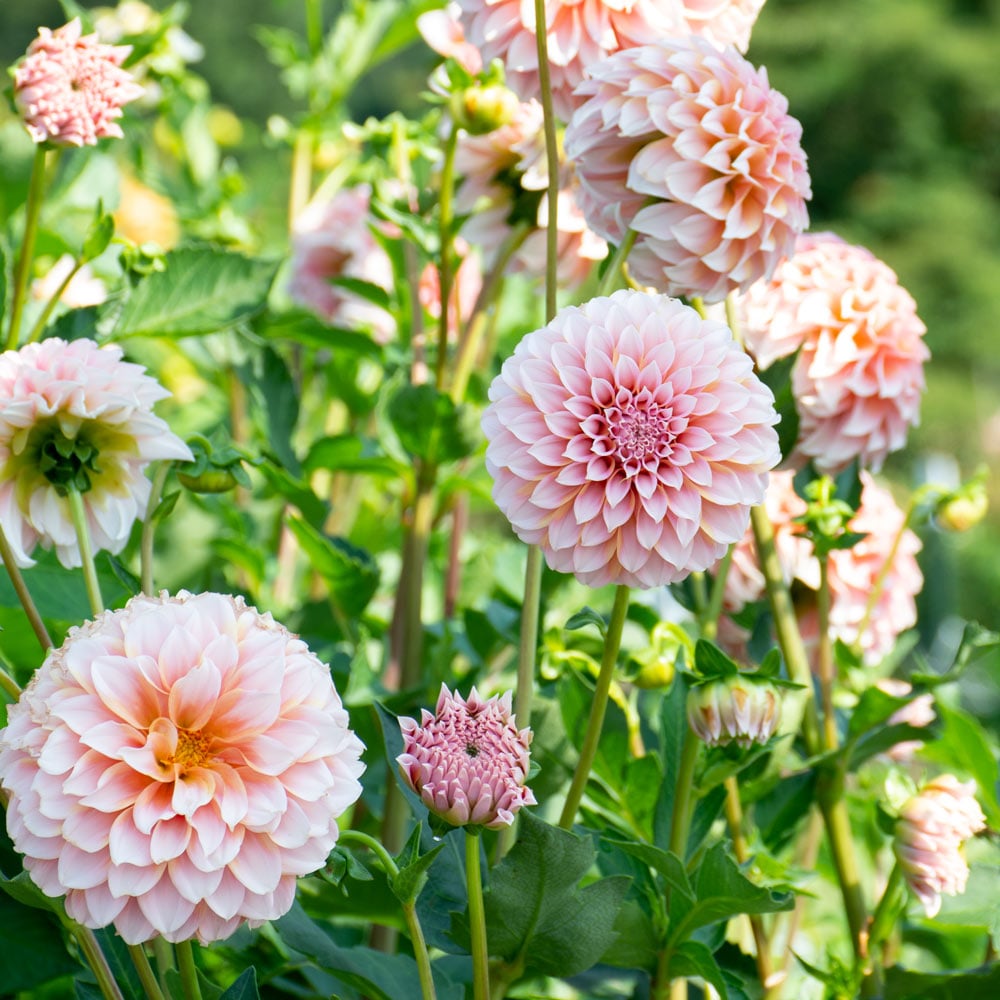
[559, 669, 629, 792]
[239, 345, 300, 474]
[754, 771, 818, 853]
[0, 891, 80, 993]
[286, 516, 380, 619]
[0, 871, 63, 914]
[564, 606, 607, 637]
[82, 208, 115, 263]
[219, 967, 260, 1000]
[387, 383, 478, 464]
[391, 824, 446, 905]
[669, 940, 728, 1000]
[484, 811, 630, 978]
[375, 702, 429, 821]
[92, 928, 144, 1000]
[303, 434, 404, 479]
[693, 639, 740, 680]
[884, 963, 1000, 1000]
[654, 676, 690, 849]
[599, 898, 660, 970]
[603, 840, 694, 902]
[111, 247, 277, 339]
[758, 352, 800, 460]
[329, 275, 392, 311]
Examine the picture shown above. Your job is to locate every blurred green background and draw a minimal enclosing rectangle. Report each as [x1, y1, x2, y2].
[1, 0, 998, 663]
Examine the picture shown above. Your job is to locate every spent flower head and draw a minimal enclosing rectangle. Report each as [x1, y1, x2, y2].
[397, 685, 536, 829]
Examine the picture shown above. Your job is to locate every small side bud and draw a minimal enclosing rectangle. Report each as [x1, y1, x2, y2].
[687, 674, 782, 749]
[935, 469, 989, 533]
[450, 84, 520, 135]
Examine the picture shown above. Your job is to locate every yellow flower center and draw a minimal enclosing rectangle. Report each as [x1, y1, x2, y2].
[171, 728, 212, 770]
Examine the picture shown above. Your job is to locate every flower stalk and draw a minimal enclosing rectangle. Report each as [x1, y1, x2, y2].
[596, 229, 637, 297]
[175, 940, 203, 1000]
[434, 125, 460, 392]
[67, 486, 104, 617]
[5, 146, 48, 352]
[466, 830, 491, 1000]
[141, 462, 172, 595]
[0, 524, 52, 652]
[128, 944, 167, 1000]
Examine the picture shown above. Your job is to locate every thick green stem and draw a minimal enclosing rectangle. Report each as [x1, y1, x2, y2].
[6, 146, 48, 351]
[399, 471, 436, 689]
[559, 585, 630, 829]
[532, 0, 560, 321]
[25, 257, 83, 345]
[434, 127, 459, 392]
[67, 487, 104, 617]
[668, 726, 700, 860]
[70, 924, 126, 1000]
[141, 462, 171, 595]
[466, 831, 491, 1000]
[304, 0, 324, 56]
[152, 939, 175, 995]
[701, 543, 735, 642]
[0, 523, 52, 652]
[817, 555, 838, 750]
[596, 229, 638, 298]
[128, 944, 167, 1000]
[175, 941, 203, 1000]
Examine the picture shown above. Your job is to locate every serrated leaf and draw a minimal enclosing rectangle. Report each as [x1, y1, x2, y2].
[564, 606, 607, 637]
[600, 898, 660, 970]
[603, 840, 694, 901]
[387, 383, 478, 464]
[219, 968, 260, 1000]
[239, 345, 300, 474]
[111, 247, 277, 339]
[693, 639, 740, 680]
[484, 811, 629, 978]
[391, 824, 447, 905]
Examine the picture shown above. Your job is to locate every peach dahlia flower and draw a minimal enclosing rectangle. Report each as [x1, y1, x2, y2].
[0, 337, 192, 569]
[739, 233, 929, 473]
[565, 36, 810, 302]
[483, 289, 780, 588]
[14, 18, 144, 147]
[398, 685, 535, 829]
[0, 591, 365, 944]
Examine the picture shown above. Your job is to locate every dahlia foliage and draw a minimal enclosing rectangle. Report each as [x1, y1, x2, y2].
[0, 4, 995, 1000]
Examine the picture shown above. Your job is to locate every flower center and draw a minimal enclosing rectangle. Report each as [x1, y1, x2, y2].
[606, 401, 672, 476]
[170, 728, 212, 770]
[31, 423, 100, 496]
[465, 742, 480, 758]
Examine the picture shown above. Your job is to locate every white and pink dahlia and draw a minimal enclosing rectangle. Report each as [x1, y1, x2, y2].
[14, 18, 144, 147]
[287, 185, 396, 343]
[566, 37, 810, 302]
[398, 685, 535, 829]
[0, 337, 192, 569]
[0, 591, 365, 944]
[894, 775, 986, 918]
[739, 233, 929, 472]
[456, 0, 765, 120]
[483, 290, 780, 588]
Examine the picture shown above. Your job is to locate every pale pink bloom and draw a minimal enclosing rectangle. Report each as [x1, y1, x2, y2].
[894, 775, 986, 918]
[417, 3, 483, 74]
[876, 678, 935, 762]
[398, 685, 535, 829]
[418, 241, 484, 340]
[0, 338, 192, 569]
[288, 185, 396, 344]
[456, 0, 764, 120]
[14, 18, 143, 146]
[566, 37, 811, 302]
[0, 591, 365, 944]
[739, 233, 929, 472]
[687, 675, 781, 749]
[718, 471, 922, 664]
[483, 290, 780, 588]
[31, 255, 108, 310]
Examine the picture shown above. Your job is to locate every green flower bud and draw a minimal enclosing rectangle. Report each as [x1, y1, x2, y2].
[687, 675, 781, 749]
[935, 475, 988, 533]
[451, 84, 520, 135]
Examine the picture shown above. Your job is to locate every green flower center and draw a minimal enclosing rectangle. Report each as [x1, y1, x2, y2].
[33, 424, 101, 496]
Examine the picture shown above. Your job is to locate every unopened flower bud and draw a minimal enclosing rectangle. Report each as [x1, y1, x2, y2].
[451, 84, 520, 135]
[687, 675, 781, 749]
[893, 775, 986, 917]
[935, 475, 988, 533]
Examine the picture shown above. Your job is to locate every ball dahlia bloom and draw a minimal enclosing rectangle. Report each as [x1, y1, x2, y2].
[456, 0, 765, 120]
[565, 37, 810, 302]
[0, 337, 192, 569]
[483, 290, 780, 588]
[739, 233, 929, 472]
[893, 775, 986, 918]
[14, 18, 144, 147]
[287, 185, 396, 344]
[397, 685, 535, 829]
[0, 591, 365, 944]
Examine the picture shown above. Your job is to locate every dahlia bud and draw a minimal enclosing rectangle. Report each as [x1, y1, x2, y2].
[687, 675, 781, 749]
[451, 83, 521, 135]
[893, 775, 986, 917]
[397, 685, 536, 829]
[935, 471, 989, 533]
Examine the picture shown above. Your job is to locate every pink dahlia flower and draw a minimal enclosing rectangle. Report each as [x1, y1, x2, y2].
[0, 337, 192, 569]
[456, 0, 765, 120]
[719, 471, 922, 664]
[739, 233, 929, 472]
[894, 775, 986, 918]
[483, 290, 780, 588]
[876, 678, 935, 762]
[0, 591, 365, 944]
[14, 18, 144, 147]
[565, 37, 811, 302]
[417, 3, 483, 74]
[288, 185, 396, 344]
[397, 685, 535, 829]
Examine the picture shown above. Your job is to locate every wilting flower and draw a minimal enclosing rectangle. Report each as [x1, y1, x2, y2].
[14, 18, 144, 146]
[0, 338, 192, 569]
[688, 675, 781, 748]
[456, 0, 765, 119]
[718, 471, 922, 664]
[894, 775, 986, 918]
[0, 591, 365, 943]
[417, 2, 482, 74]
[288, 185, 396, 344]
[739, 233, 929, 472]
[31, 255, 108, 310]
[566, 37, 810, 302]
[483, 290, 780, 588]
[397, 686, 535, 829]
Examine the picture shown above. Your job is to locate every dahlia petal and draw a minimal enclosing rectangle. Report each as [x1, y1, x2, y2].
[227, 834, 283, 895]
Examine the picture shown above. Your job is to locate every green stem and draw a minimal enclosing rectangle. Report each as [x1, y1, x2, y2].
[6, 146, 48, 351]
[701, 543, 735, 642]
[532, 0, 560, 321]
[434, 126, 459, 392]
[175, 941, 203, 1000]
[559, 585, 630, 829]
[596, 229, 638, 298]
[128, 944, 167, 1000]
[869, 862, 906, 957]
[70, 924, 125, 1000]
[0, 523, 52, 652]
[25, 257, 83, 345]
[689, 296, 707, 320]
[304, 0, 324, 56]
[67, 487, 104, 616]
[152, 939, 175, 996]
[668, 725, 700, 860]
[141, 462, 171, 595]
[725, 292, 743, 346]
[400, 470, 436, 689]
[465, 831, 491, 1000]
[817, 554, 838, 751]
[0, 659, 21, 700]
